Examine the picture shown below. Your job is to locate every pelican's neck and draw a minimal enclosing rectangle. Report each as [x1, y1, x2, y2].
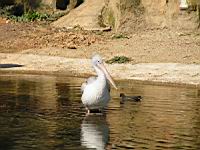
[93, 65, 108, 90]
[94, 66, 106, 80]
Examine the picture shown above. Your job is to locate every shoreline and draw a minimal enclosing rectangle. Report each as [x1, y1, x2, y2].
[0, 53, 200, 88]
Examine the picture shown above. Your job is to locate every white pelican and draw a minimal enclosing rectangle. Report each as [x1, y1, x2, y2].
[81, 54, 117, 114]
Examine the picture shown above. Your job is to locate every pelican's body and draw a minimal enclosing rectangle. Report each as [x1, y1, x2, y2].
[81, 73, 110, 110]
[81, 55, 117, 113]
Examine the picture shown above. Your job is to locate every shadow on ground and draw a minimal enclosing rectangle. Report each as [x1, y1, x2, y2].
[0, 64, 23, 68]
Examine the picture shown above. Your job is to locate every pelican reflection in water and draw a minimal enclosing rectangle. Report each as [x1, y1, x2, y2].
[81, 54, 117, 114]
[81, 115, 109, 150]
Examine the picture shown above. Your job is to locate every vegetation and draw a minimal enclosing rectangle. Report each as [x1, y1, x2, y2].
[8, 11, 67, 22]
[0, 3, 67, 22]
[10, 11, 50, 21]
[111, 34, 129, 39]
[106, 56, 131, 64]
[0, 6, 50, 22]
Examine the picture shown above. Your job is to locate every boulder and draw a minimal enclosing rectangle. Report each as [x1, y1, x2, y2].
[102, 0, 199, 32]
[52, 0, 106, 30]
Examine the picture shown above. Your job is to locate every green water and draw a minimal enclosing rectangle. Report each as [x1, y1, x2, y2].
[0, 74, 200, 150]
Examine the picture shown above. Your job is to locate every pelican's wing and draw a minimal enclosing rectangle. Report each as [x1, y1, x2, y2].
[81, 82, 87, 93]
[81, 76, 97, 93]
[106, 79, 110, 92]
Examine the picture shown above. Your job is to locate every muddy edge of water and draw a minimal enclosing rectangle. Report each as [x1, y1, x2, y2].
[0, 70, 199, 89]
[0, 54, 200, 88]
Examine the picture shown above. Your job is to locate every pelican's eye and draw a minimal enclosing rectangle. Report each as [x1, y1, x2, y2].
[97, 60, 102, 64]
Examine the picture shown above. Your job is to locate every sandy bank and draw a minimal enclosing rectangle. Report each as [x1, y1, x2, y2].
[0, 53, 200, 88]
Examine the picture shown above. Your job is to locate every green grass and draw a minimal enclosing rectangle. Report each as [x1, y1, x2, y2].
[106, 56, 130, 64]
[10, 11, 68, 22]
[9, 11, 50, 22]
[111, 34, 129, 39]
[0, 4, 67, 22]
[0, 6, 50, 22]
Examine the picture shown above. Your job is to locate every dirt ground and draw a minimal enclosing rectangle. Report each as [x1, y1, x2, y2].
[0, 19, 200, 87]
[0, 20, 200, 64]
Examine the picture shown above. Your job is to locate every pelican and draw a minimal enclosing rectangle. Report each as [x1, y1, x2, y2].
[81, 54, 117, 114]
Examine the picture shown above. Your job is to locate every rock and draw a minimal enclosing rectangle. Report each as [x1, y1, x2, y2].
[102, 0, 199, 33]
[67, 43, 77, 49]
[51, 0, 108, 31]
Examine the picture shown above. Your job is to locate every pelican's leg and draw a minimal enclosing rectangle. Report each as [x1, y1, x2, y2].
[86, 107, 90, 115]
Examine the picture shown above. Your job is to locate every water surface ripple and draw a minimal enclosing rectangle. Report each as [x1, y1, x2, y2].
[0, 75, 200, 150]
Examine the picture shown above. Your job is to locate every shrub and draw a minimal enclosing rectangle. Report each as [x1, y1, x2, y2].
[106, 56, 130, 64]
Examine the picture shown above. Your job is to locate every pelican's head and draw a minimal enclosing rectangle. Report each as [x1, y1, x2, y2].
[92, 54, 117, 89]
[92, 54, 103, 66]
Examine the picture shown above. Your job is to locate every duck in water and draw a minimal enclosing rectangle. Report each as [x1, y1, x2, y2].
[120, 93, 142, 104]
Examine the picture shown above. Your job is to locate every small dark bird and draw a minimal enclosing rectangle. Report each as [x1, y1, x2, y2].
[120, 93, 142, 104]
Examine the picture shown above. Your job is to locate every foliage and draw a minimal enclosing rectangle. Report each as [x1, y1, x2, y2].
[0, 0, 62, 22]
[111, 34, 129, 39]
[0, 4, 67, 22]
[0, 5, 12, 17]
[48, 12, 67, 22]
[106, 56, 130, 64]
[8, 11, 50, 22]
